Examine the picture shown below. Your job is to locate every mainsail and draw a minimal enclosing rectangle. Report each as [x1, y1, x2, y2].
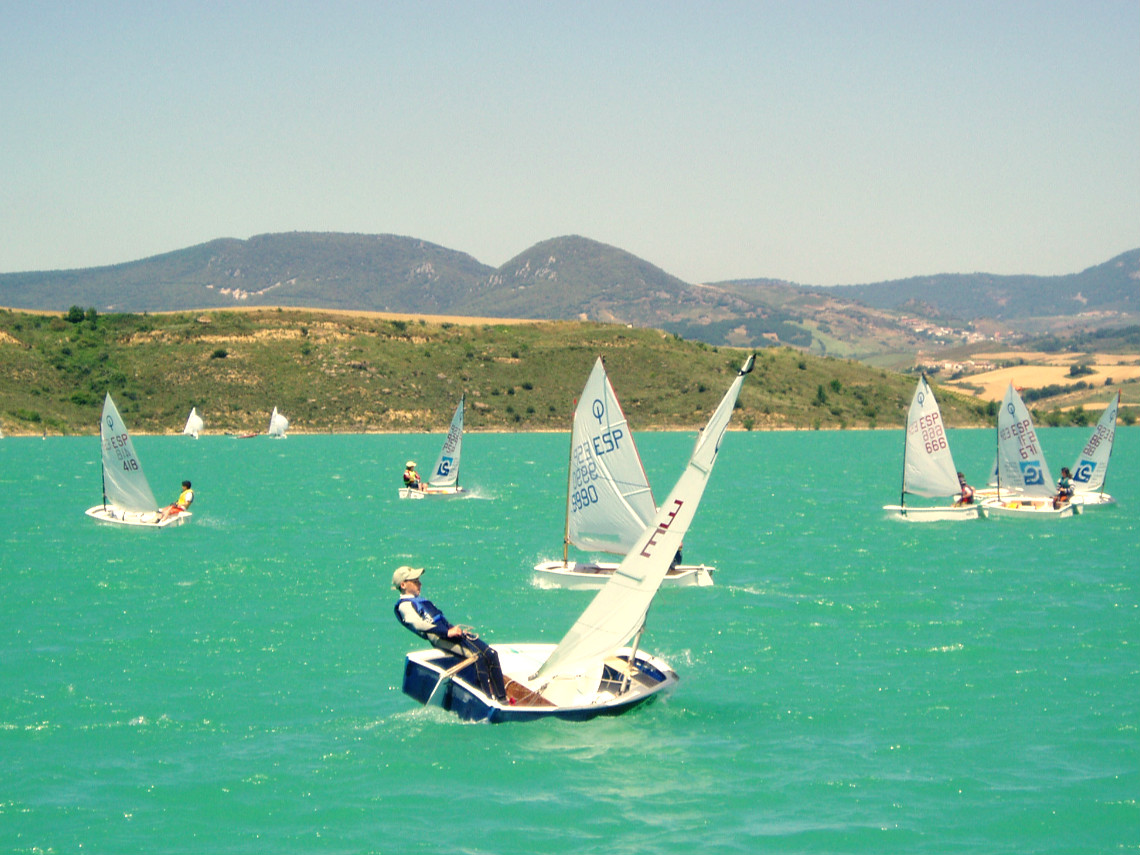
[565, 358, 656, 555]
[428, 395, 464, 488]
[1070, 390, 1119, 494]
[995, 383, 1054, 499]
[536, 354, 754, 683]
[899, 375, 960, 501]
[268, 407, 289, 437]
[183, 407, 204, 439]
[99, 393, 159, 513]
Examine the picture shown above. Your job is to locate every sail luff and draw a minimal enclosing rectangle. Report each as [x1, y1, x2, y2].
[536, 354, 754, 683]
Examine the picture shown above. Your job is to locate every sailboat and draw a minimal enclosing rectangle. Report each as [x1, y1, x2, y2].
[1069, 390, 1120, 507]
[183, 407, 204, 439]
[400, 355, 754, 722]
[534, 358, 714, 587]
[981, 383, 1080, 518]
[85, 393, 190, 527]
[268, 407, 289, 438]
[882, 375, 985, 521]
[399, 395, 466, 499]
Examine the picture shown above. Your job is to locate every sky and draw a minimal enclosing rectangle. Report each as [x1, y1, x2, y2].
[2, 1, 1137, 286]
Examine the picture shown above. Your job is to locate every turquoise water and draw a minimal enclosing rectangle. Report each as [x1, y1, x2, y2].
[2, 428, 1137, 854]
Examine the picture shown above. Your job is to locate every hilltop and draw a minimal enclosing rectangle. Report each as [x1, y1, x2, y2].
[0, 307, 999, 436]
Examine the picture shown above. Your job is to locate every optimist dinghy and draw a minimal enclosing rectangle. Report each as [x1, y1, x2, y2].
[882, 375, 985, 521]
[401, 355, 754, 722]
[399, 395, 466, 499]
[183, 407, 203, 439]
[268, 407, 289, 438]
[85, 393, 190, 528]
[981, 383, 1080, 519]
[534, 358, 716, 588]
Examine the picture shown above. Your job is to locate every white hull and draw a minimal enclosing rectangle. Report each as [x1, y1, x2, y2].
[1071, 492, 1115, 507]
[533, 559, 715, 590]
[981, 497, 1081, 518]
[398, 485, 465, 500]
[882, 503, 987, 521]
[85, 505, 191, 528]
[402, 643, 677, 723]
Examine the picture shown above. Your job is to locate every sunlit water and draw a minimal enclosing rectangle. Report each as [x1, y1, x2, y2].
[2, 428, 1136, 853]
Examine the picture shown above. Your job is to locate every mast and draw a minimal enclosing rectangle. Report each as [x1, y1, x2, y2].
[561, 397, 576, 566]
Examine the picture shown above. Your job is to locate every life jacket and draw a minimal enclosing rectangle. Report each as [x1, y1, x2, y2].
[177, 488, 194, 509]
[394, 595, 451, 639]
[403, 469, 420, 486]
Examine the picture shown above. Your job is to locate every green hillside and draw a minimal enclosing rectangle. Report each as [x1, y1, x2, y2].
[0, 307, 996, 436]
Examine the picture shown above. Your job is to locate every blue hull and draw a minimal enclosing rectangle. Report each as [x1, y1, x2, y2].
[401, 650, 676, 723]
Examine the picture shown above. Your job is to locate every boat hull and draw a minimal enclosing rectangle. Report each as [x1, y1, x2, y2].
[84, 505, 191, 527]
[1071, 492, 1115, 507]
[882, 504, 987, 522]
[402, 643, 678, 723]
[398, 485, 465, 500]
[533, 559, 714, 590]
[980, 498, 1081, 518]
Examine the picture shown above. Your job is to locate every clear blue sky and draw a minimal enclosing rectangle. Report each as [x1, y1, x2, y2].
[3, 0, 1137, 286]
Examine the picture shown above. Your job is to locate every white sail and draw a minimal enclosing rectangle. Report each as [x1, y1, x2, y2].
[900, 375, 961, 499]
[995, 383, 1054, 499]
[1070, 390, 1119, 494]
[428, 395, 464, 488]
[99, 393, 159, 513]
[183, 407, 204, 439]
[566, 358, 657, 554]
[268, 407, 289, 437]
[536, 354, 754, 683]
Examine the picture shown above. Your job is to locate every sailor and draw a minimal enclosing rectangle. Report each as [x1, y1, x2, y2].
[157, 480, 194, 523]
[953, 472, 975, 506]
[1053, 467, 1074, 509]
[392, 566, 507, 702]
[403, 460, 423, 491]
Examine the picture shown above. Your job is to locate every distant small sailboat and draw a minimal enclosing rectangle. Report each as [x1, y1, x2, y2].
[85, 393, 190, 527]
[399, 395, 465, 499]
[268, 407, 289, 438]
[1069, 390, 1120, 507]
[982, 383, 1080, 518]
[882, 375, 985, 521]
[183, 407, 204, 439]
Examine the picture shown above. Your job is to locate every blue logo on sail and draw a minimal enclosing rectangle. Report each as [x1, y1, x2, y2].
[1019, 461, 1045, 486]
[436, 457, 453, 477]
[1073, 460, 1096, 484]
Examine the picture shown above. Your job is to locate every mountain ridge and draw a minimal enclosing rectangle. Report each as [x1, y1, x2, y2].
[2, 232, 1137, 353]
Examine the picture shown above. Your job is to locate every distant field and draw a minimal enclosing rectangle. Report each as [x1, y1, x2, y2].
[945, 351, 1140, 406]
